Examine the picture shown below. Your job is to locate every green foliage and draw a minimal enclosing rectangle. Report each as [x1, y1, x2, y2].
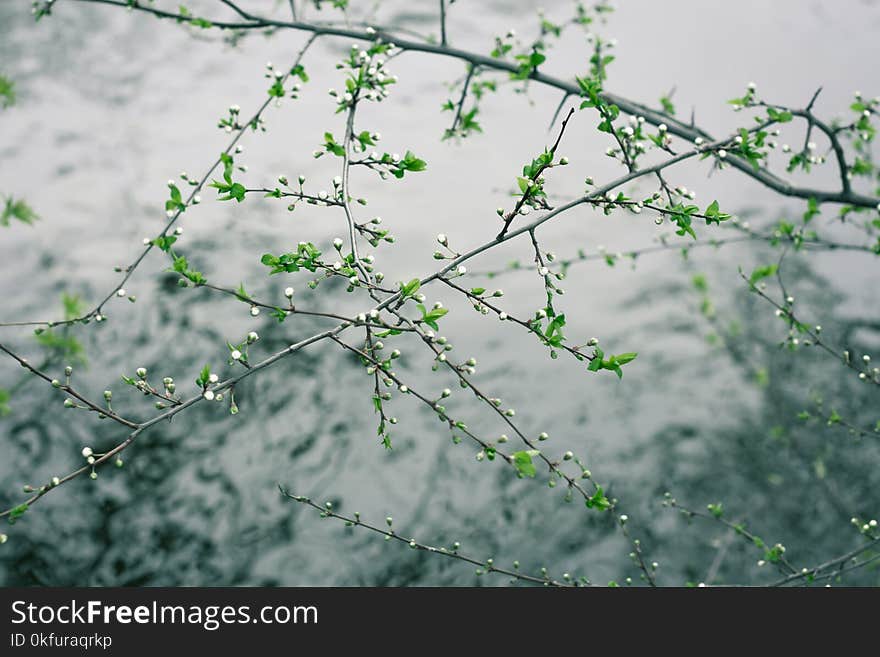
[170, 253, 207, 285]
[323, 132, 346, 157]
[587, 347, 637, 379]
[152, 234, 178, 252]
[209, 152, 246, 202]
[290, 64, 309, 83]
[703, 200, 730, 225]
[748, 264, 778, 285]
[0, 388, 10, 417]
[585, 485, 611, 510]
[512, 47, 546, 80]
[416, 304, 448, 331]
[7, 503, 28, 525]
[659, 93, 675, 116]
[512, 450, 539, 478]
[195, 364, 212, 388]
[0, 74, 15, 109]
[165, 183, 186, 214]
[400, 278, 421, 299]
[61, 293, 84, 320]
[668, 203, 699, 239]
[543, 313, 566, 348]
[261, 243, 323, 274]
[371, 150, 427, 178]
[765, 107, 793, 123]
[35, 330, 85, 364]
[1, 197, 39, 227]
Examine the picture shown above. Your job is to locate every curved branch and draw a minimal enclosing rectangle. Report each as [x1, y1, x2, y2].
[70, 0, 880, 210]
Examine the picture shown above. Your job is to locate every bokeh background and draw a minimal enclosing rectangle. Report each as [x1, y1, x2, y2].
[1, 0, 878, 585]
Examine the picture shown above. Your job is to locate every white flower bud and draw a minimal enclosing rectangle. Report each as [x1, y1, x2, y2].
[81, 447, 93, 458]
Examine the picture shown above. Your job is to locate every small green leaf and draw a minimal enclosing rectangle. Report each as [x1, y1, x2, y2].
[512, 450, 539, 478]
[401, 278, 421, 299]
[749, 264, 778, 285]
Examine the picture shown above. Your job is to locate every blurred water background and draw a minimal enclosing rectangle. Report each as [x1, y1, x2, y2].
[0, 0, 878, 585]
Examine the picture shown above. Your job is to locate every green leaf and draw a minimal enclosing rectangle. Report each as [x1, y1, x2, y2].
[1, 197, 39, 227]
[749, 264, 778, 285]
[585, 485, 611, 511]
[268, 80, 285, 98]
[290, 64, 309, 82]
[766, 107, 793, 123]
[613, 352, 638, 365]
[512, 450, 539, 478]
[8, 503, 29, 524]
[260, 243, 322, 274]
[196, 364, 211, 388]
[418, 303, 449, 331]
[152, 234, 178, 252]
[400, 278, 421, 299]
[587, 346, 604, 372]
[62, 293, 84, 320]
[659, 94, 675, 116]
[0, 74, 16, 109]
[544, 313, 566, 341]
[704, 199, 730, 225]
